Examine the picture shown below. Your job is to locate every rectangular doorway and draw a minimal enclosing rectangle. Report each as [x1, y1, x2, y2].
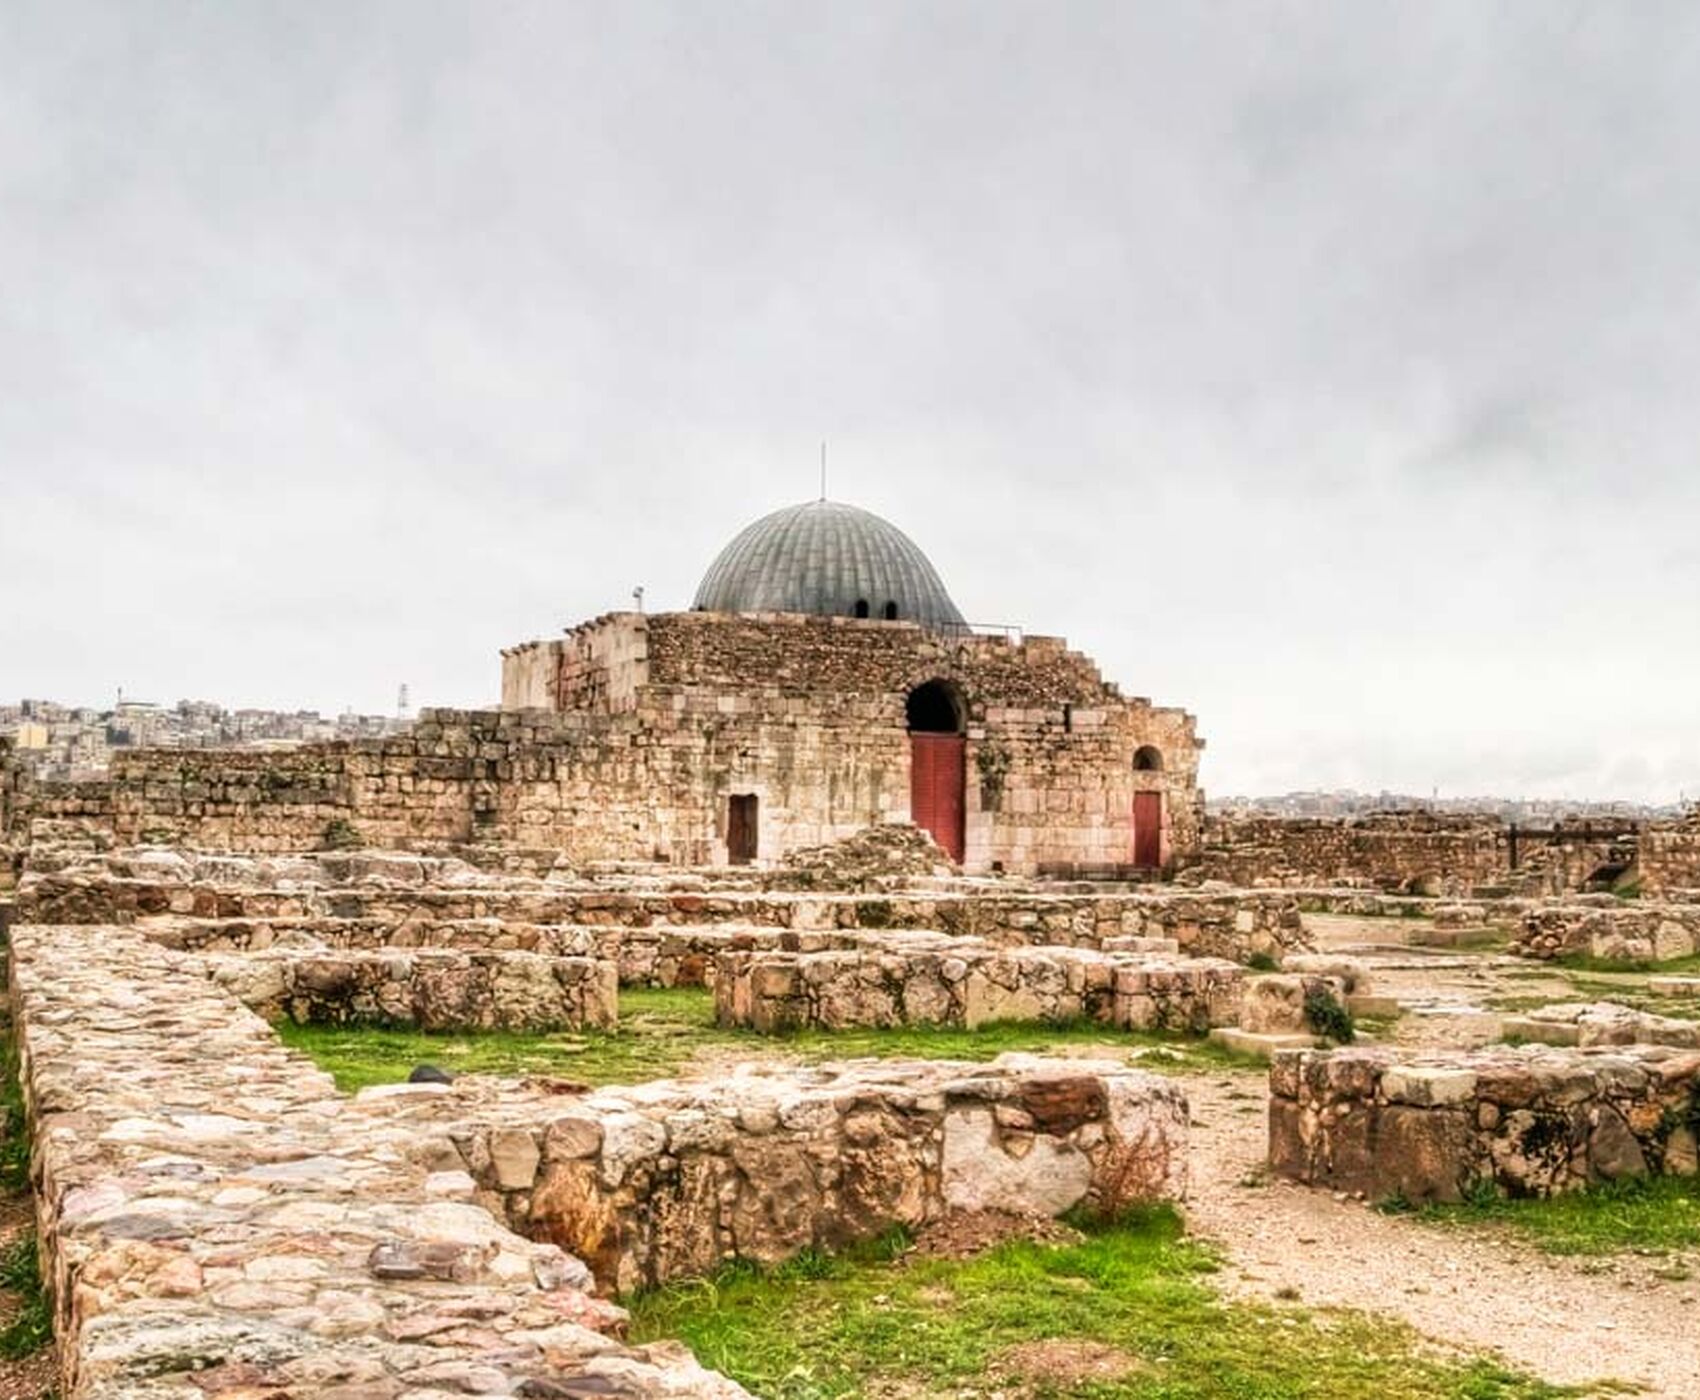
[1132, 790, 1163, 870]
[910, 733, 967, 863]
[727, 794, 759, 865]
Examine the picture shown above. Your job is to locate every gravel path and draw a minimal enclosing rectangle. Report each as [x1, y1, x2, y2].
[1183, 1074, 1700, 1399]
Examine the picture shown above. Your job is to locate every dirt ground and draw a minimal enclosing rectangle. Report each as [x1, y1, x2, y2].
[1178, 914, 1700, 1399]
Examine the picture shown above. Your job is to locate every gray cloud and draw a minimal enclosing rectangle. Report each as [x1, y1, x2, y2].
[4, 0, 1700, 801]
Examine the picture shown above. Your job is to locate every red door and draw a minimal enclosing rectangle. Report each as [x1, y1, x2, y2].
[1132, 790, 1163, 869]
[910, 734, 966, 863]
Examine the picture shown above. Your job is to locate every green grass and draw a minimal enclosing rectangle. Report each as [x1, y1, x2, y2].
[279, 987, 1258, 1093]
[0, 1232, 50, 1360]
[1393, 1176, 1700, 1257]
[0, 1030, 28, 1196]
[1552, 951, 1700, 977]
[627, 1206, 1572, 1399]
[0, 993, 48, 1363]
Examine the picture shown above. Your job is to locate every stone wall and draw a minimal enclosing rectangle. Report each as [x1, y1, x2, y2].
[1511, 900, 1700, 964]
[713, 938, 1244, 1033]
[1198, 812, 1634, 897]
[17, 855, 1310, 969]
[1640, 814, 1700, 895]
[439, 1054, 1190, 1294]
[1197, 813, 1508, 894]
[9, 923, 749, 1398]
[1268, 1043, 1700, 1203]
[204, 947, 619, 1031]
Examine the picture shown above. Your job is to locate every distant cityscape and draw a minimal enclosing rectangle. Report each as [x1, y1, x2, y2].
[1209, 790, 1691, 822]
[0, 696, 412, 781]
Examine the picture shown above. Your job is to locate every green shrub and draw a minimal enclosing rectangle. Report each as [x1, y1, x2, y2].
[1303, 985, 1355, 1043]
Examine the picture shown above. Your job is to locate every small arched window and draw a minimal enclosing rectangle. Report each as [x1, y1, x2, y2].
[1133, 745, 1163, 772]
[883, 601, 898, 620]
[853, 599, 870, 618]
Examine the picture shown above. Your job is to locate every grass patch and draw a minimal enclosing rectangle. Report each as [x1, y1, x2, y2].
[0, 1032, 28, 1196]
[628, 1206, 1570, 1399]
[279, 987, 1258, 1093]
[0, 1232, 50, 1360]
[1553, 951, 1700, 977]
[1403, 1175, 1700, 1257]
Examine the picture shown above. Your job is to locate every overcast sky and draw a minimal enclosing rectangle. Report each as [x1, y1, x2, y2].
[4, 2, 1698, 802]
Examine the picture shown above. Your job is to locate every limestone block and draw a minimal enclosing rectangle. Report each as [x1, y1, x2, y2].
[940, 1106, 1093, 1215]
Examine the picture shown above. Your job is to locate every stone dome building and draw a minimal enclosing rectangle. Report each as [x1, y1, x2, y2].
[692, 500, 967, 630]
[500, 497, 1205, 876]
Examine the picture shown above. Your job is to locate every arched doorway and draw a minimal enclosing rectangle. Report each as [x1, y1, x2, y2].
[907, 680, 966, 862]
[1131, 747, 1163, 870]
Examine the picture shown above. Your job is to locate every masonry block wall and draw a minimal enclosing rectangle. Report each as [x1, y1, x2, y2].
[1196, 812, 1638, 896]
[1640, 817, 1700, 894]
[500, 611, 1205, 874]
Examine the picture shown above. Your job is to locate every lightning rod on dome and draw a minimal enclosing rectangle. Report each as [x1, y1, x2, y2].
[820, 441, 827, 501]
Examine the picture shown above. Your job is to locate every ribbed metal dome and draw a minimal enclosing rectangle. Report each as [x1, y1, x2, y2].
[693, 500, 966, 629]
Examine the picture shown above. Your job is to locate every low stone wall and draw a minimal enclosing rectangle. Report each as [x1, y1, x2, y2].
[1197, 813, 1508, 893]
[1505, 1002, 1700, 1050]
[9, 924, 749, 1398]
[1512, 900, 1700, 963]
[714, 939, 1244, 1034]
[1269, 1043, 1700, 1202]
[137, 913, 602, 957]
[204, 947, 619, 1031]
[18, 863, 1310, 965]
[1199, 812, 1634, 897]
[413, 1055, 1189, 1295]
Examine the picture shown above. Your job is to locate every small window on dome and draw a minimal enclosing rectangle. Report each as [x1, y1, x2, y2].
[854, 599, 870, 618]
[883, 601, 898, 620]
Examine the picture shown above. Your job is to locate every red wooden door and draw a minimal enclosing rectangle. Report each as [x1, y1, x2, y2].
[1132, 790, 1163, 869]
[910, 734, 966, 863]
[727, 794, 758, 865]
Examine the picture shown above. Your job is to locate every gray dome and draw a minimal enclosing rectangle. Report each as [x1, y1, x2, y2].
[693, 500, 966, 629]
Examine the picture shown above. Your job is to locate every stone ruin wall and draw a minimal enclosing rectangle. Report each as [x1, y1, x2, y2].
[204, 947, 620, 1032]
[1196, 812, 1640, 897]
[712, 939, 1245, 1034]
[1268, 1043, 1700, 1204]
[1639, 815, 1700, 895]
[458, 1056, 1189, 1296]
[1512, 900, 1700, 964]
[11, 923, 753, 1399]
[13, 855, 1312, 971]
[4, 698, 1197, 878]
[8, 921, 1189, 1394]
[1196, 813, 1507, 893]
